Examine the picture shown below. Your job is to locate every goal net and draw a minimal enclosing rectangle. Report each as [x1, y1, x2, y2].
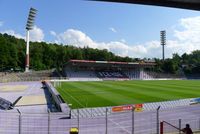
[160, 121, 184, 134]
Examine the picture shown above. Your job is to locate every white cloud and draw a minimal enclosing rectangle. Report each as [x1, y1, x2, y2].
[174, 16, 200, 42]
[53, 16, 200, 58]
[29, 26, 44, 42]
[171, 16, 200, 56]
[51, 15, 200, 58]
[52, 29, 98, 48]
[2, 16, 200, 58]
[120, 39, 126, 43]
[0, 30, 24, 39]
[0, 21, 3, 27]
[51, 28, 161, 58]
[50, 30, 56, 36]
[109, 27, 117, 33]
[0, 26, 44, 42]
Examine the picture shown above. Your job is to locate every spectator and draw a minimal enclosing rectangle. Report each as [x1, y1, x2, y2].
[182, 124, 193, 134]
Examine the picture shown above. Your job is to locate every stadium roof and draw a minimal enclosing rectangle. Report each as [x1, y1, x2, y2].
[90, 0, 200, 11]
[68, 59, 156, 66]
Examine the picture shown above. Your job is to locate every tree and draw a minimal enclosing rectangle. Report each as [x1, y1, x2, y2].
[1, 32, 200, 75]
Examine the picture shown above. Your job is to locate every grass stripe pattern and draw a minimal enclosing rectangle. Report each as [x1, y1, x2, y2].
[56, 80, 200, 109]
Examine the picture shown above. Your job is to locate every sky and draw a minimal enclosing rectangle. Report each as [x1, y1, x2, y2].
[0, 0, 200, 59]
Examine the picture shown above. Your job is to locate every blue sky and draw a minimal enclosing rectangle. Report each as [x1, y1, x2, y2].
[0, 0, 200, 58]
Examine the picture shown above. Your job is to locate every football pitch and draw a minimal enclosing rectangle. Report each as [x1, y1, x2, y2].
[56, 80, 200, 109]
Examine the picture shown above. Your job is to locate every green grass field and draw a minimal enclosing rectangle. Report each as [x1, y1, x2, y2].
[56, 80, 200, 109]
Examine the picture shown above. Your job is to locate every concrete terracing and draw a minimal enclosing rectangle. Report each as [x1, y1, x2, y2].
[0, 81, 54, 113]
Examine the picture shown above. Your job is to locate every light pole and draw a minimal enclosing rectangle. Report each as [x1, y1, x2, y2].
[160, 30, 166, 61]
[25, 7, 37, 72]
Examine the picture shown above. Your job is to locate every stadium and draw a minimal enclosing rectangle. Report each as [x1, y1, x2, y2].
[1, 59, 200, 134]
[1, 0, 200, 134]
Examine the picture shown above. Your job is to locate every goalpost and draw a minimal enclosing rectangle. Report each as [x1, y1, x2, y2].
[160, 121, 183, 134]
[53, 80, 61, 88]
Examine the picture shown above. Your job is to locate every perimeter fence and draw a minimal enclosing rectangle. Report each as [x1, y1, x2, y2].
[1, 106, 200, 134]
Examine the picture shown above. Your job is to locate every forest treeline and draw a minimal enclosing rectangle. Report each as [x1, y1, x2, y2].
[0, 33, 199, 74]
[0, 33, 134, 71]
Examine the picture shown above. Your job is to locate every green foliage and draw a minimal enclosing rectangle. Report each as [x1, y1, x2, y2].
[0, 33, 134, 71]
[0, 33, 200, 73]
[155, 51, 200, 74]
[181, 50, 200, 74]
[161, 59, 175, 73]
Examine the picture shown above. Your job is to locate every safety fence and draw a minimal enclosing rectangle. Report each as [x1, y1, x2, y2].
[1, 104, 200, 134]
[0, 110, 156, 134]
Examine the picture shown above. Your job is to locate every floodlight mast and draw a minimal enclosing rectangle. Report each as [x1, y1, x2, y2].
[160, 30, 166, 61]
[25, 7, 37, 72]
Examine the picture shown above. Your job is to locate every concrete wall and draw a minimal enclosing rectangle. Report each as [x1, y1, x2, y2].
[42, 81, 71, 116]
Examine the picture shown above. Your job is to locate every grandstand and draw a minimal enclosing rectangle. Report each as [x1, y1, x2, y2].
[64, 59, 184, 80]
[0, 60, 185, 83]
